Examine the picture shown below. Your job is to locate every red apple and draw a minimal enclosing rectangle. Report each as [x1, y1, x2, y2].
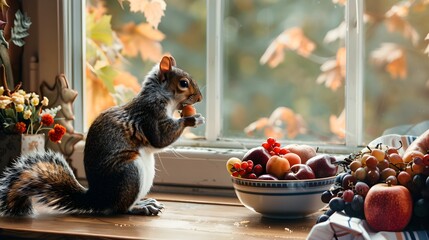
[242, 147, 271, 171]
[285, 144, 317, 164]
[364, 183, 412, 232]
[284, 164, 315, 180]
[266, 155, 290, 180]
[306, 154, 338, 178]
[257, 174, 278, 180]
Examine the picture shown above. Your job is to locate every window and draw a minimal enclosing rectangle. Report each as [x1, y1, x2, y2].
[65, 1, 429, 191]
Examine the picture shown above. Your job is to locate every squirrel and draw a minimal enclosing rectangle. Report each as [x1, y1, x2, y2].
[0, 55, 205, 216]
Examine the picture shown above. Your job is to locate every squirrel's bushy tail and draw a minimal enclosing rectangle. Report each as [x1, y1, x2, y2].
[0, 150, 91, 216]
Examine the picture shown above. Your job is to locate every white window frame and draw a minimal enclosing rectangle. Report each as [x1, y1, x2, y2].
[64, 0, 364, 195]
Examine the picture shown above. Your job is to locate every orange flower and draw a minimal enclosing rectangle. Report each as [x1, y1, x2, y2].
[15, 122, 27, 134]
[48, 124, 66, 143]
[41, 114, 55, 126]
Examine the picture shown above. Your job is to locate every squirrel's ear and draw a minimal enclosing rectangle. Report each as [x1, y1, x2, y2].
[169, 56, 176, 66]
[159, 56, 174, 81]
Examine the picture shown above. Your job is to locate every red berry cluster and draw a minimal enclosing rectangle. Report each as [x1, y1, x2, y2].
[231, 160, 264, 179]
[261, 137, 290, 156]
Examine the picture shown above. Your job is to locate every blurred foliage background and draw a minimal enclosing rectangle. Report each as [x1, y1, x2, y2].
[86, 0, 429, 145]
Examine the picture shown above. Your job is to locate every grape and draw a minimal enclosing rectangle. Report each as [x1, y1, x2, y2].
[262, 142, 270, 150]
[342, 189, 354, 203]
[344, 202, 365, 219]
[411, 163, 425, 174]
[241, 161, 248, 170]
[247, 173, 257, 179]
[253, 164, 263, 176]
[354, 181, 369, 197]
[426, 175, 429, 189]
[279, 148, 289, 155]
[316, 214, 330, 224]
[325, 208, 335, 216]
[329, 197, 345, 212]
[366, 169, 380, 186]
[388, 153, 405, 170]
[232, 171, 239, 177]
[233, 163, 241, 170]
[421, 189, 429, 200]
[321, 190, 334, 204]
[266, 137, 276, 145]
[371, 149, 386, 162]
[247, 160, 254, 169]
[386, 147, 399, 155]
[335, 172, 347, 184]
[360, 154, 370, 165]
[351, 194, 364, 211]
[377, 159, 389, 172]
[273, 147, 281, 154]
[365, 156, 378, 169]
[414, 198, 429, 218]
[343, 202, 354, 217]
[398, 171, 412, 186]
[354, 167, 367, 181]
[380, 168, 396, 181]
[414, 157, 424, 166]
[385, 175, 398, 185]
[349, 160, 362, 172]
[342, 174, 357, 190]
[412, 174, 424, 192]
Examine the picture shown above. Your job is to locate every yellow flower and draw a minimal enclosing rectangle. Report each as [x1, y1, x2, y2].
[0, 86, 4, 95]
[31, 96, 40, 106]
[15, 104, 24, 112]
[24, 93, 31, 101]
[23, 110, 32, 119]
[11, 92, 25, 105]
[0, 95, 12, 109]
[41, 96, 49, 106]
[18, 89, 26, 96]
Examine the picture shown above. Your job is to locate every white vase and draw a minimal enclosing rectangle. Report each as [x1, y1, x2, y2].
[21, 134, 46, 155]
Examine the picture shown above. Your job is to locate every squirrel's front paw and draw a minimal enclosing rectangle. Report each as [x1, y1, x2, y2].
[183, 114, 205, 127]
[194, 114, 205, 126]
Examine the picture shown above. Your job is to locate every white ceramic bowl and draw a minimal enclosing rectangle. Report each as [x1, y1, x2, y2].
[231, 176, 336, 219]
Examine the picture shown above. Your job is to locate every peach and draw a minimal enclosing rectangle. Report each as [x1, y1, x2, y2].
[284, 144, 317, 164]
[266, 155, 290, 180]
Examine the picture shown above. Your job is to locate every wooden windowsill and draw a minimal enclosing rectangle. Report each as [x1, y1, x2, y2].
[0, 193, 320, 239]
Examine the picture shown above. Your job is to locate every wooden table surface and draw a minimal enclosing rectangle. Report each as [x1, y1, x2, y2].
[0, 193, 319, 240]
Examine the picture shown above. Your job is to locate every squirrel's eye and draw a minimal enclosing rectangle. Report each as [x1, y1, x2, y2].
[179, 79, 189, 88]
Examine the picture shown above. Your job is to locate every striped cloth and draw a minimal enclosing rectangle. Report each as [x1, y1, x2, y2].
[307, 134, 422, 240]
[307, 212, 429, 240]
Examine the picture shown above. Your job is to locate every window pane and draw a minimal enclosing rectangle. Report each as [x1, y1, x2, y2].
[222, 1, 346, 144]
[363, 1, 429, 143]
[85, 0, 206, 137]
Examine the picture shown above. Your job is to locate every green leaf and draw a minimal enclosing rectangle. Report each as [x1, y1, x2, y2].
[95, 66, 119, 93]
[86, 13, 115, 46]
[4, 108, 16, 120]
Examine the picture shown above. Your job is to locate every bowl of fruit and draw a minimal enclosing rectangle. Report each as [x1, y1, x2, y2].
[226, 138, 338, 219]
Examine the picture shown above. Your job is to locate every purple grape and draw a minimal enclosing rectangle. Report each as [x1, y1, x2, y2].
[351, 194, 364, 211]
[355, 181, 370, 197]
[329, 197, 345, 212]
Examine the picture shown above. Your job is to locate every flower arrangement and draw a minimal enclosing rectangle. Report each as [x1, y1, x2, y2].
[0, 85, 66, 143]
